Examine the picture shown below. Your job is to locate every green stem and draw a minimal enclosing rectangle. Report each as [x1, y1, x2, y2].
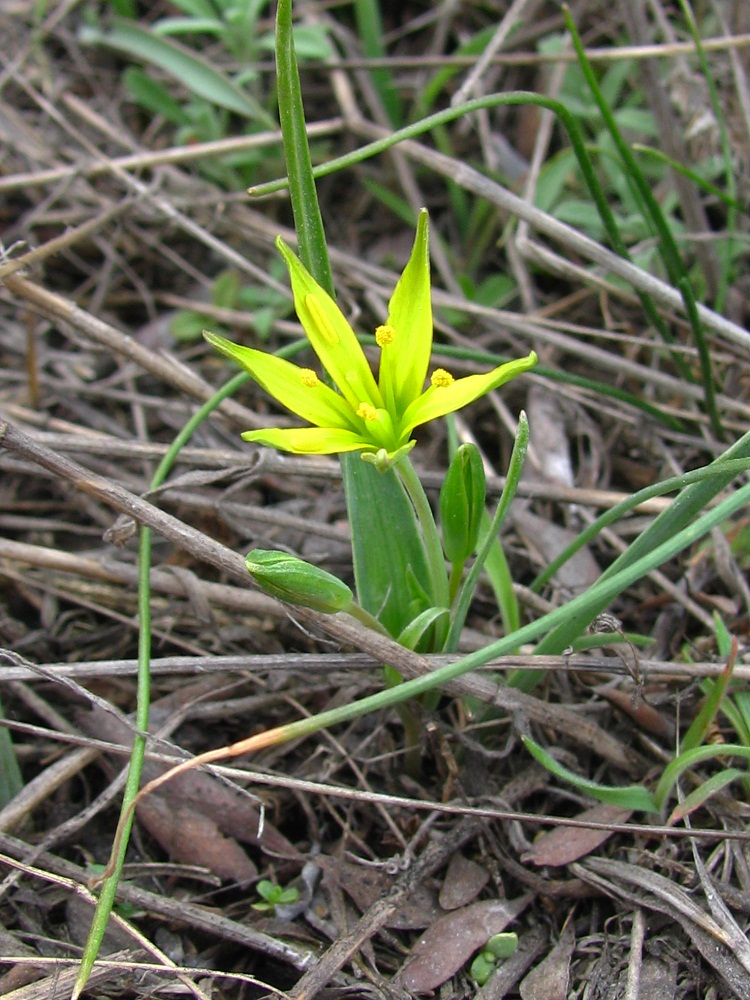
[448, 559, 465, 605]
[395, 456, 450, 610]
[74, 370, 249, 997]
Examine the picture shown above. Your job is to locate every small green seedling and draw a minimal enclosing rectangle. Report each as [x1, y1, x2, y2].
[251, 879, 300, 913]
[470, 931, 519, 985]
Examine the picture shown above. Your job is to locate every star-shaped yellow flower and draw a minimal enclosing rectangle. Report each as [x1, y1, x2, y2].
[205, 211, 536, 468]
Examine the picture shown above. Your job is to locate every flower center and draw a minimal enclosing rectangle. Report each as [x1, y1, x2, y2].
[431, 368, 454, 388]
[357, 402, 378, 421]
[375, 323, 395, 347]
[300, 369, 319, 388]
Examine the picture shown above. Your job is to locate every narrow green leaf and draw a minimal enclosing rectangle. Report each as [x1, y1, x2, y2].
[667, 768, 745, 825]
[0, 700, 23, 808]
[352, 0, 402, 125]
[532, 432, 750, 659]
[123, 67, 191, 126]
[654, 743, 750, 809]
[522, 736, 657, 812]
[274, 0, 331, 288]
[83, 19, 274, 123]
[682, 655, 734, 753]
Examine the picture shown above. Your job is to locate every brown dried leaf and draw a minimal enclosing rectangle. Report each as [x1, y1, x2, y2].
[519, 917, 575, 1000]
[598, 687, 675, 739]
[439, 852, 490, 910]
[75, 701, 300, 877]
[395, 895, 531, 994]
[522, 804, 632, 868]
[135, 793, 257, 882]
[333, 860, 441, 929]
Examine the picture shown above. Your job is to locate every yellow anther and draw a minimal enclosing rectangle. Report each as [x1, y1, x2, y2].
[357, 402, 378, 422]
[431, 368, 454, 388]
[375, 323, 395, 347]
[300, 369, 319, 388]
[305, 293, 339, 345]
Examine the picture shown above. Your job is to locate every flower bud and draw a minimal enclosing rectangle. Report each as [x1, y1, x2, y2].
[439, 443, 486, 563]
[245, 549, 353, 613]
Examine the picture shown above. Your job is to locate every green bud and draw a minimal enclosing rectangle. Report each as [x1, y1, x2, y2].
[245, 549, 353, 613]
[439, 443, 486, 564]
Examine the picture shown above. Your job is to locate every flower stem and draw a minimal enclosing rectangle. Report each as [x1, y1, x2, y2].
[395, 456, 449, 610]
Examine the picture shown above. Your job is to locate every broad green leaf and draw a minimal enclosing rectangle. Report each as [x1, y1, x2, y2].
[343, 458, 432, 638]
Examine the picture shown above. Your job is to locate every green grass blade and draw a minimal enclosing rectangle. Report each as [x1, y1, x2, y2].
[563, 8, 720, 415]
[0, 700, 23, 808]
[530, 457, 750, 593]
[675, 0, 738, 314]
[73, 372, 249, 997]
[352, 0, 402, 125]
[531, 433, 750, 659]
[632, 144, 747, 214]
[681, 656, 734, 753]
[667, 768, 746, 825]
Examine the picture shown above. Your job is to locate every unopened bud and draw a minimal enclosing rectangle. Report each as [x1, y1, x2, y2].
[439, 443, 486, 563]
[246, 549, 353, 613]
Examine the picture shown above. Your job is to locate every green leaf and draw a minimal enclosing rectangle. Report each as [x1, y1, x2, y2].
[151, 17, 224, 36]
[166, 0, 218, 16]
[396, 606, 450, 653]
[532, 431, 750, 660]
[258, 23, 334, 61]
[655, 743, 750, 809]
[681, 653, 733, 753]
[522, 736, 658, 812]
[0, 699, 23, 808]
[170, 310, 212, 342]
[486, 932, 518, 960]
[82, 19, 274, 123]
[667, 768, 745, 825]
[211, 270, 241, 309]
[343, 459, 432, 638]
[123, 67, 191, 125]
[440, 443, 486, 565]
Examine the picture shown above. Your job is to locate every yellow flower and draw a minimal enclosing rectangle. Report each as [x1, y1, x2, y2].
[205, 211, 536, 468]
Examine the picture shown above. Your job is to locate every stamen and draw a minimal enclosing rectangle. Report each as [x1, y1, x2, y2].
[300, 369, 319, 388]
[306, 293, 339, 345]
[357, 402, 378, 422]
[375, 323, 395, 347]
[431, 368, 454, 388]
